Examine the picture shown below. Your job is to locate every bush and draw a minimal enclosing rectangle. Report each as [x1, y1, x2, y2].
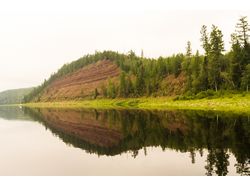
[174, 93, 195, 100]
[194, 90, 215, 99]
[195, 91, 208, 99]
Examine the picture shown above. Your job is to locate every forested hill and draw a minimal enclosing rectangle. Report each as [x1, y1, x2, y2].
[23, 16, 250, 103]
[0, 88, 33, 105]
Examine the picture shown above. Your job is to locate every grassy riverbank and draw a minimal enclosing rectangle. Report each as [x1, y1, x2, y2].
[21, 94, 250, 114]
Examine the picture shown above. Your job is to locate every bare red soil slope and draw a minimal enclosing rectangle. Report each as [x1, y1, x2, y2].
[39, 60, 121, 101]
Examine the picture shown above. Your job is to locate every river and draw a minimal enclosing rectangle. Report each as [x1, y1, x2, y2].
[0, 106, 249, 176]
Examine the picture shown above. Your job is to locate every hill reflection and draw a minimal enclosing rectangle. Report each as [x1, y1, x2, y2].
[1, 106, 249, 176]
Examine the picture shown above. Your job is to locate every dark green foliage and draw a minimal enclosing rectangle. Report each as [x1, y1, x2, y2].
[190, 51, 203, 93]
[107, 78, 116, 99]
[241, 64, 250, 92]
[125, 75, 134, 97]
[197, 56, 209, 91]
[119, 72, 126, 97]
[195, 90, 216, 99]
[173, 54, 183, 77]
[208, 25, 224, 92]
[134, 65, 145, 96]
[230, 34, 243, 89]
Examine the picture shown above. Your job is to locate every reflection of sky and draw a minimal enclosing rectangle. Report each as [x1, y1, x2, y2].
[0, 118, 240, 176]
[0, 3, 250, 91]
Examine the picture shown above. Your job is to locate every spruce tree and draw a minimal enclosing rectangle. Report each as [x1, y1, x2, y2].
[208, 25, 224, 92]
[230, 33, 243, 89]
[183, 41, 192, 90]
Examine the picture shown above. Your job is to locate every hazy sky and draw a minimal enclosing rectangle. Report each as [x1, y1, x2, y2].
[0, 0, 249, 92]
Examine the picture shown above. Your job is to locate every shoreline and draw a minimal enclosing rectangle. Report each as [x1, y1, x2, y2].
[18, 94, 250, 114]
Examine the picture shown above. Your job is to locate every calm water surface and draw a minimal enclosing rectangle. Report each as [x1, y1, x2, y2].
[0, 106, 249, 176]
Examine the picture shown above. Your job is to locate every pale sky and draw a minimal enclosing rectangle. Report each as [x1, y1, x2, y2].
[0, 0, 249, 92]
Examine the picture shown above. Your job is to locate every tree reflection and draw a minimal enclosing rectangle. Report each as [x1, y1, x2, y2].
[19, 107, 250, 176]
[235, 161, 250, 176]
[205, 149, 216, 176]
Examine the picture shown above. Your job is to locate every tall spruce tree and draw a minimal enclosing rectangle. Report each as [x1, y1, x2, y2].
[199, 25, 210, 91]
[200, 25, 210, 56]
[208, 25, 224, 92]
[230, 33, 243, 89]
[236, 16, 250, 48]
[191, 50, 202, 92]
[236, 16, 250, 68]
[183, 41, 193, 90]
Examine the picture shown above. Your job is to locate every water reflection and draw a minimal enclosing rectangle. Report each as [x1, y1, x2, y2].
[1, 106, 250, 176]
[0, 106, 32, 121]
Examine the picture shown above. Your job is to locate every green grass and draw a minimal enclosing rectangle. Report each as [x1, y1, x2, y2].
[20, 93, 250, 114]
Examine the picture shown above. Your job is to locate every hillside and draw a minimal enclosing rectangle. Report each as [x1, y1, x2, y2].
[23, 51, 188, 102]
[39, 60, 120, 101]
[23, 17, 250, 103]
[0, 88, 33, 105]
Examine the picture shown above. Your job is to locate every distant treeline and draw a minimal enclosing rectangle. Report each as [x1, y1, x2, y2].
[0, 88, 33, 105]
[24, 16, 250, 102]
